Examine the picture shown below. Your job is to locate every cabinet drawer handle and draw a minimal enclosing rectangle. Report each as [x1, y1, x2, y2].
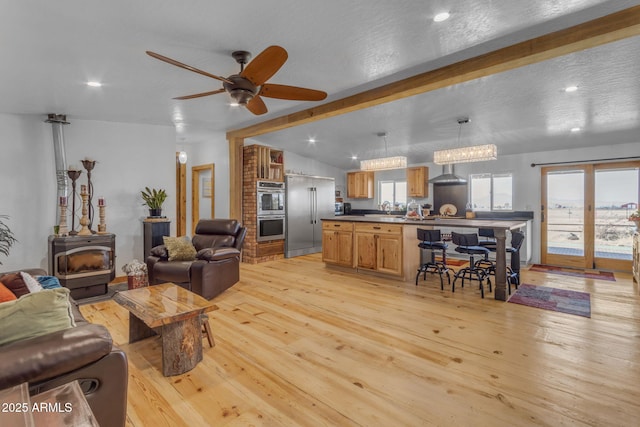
[373, 226, 381, 230]
[334, 224, 340, 227]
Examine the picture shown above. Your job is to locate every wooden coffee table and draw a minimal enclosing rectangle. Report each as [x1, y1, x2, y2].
[114, 282, 218, 376]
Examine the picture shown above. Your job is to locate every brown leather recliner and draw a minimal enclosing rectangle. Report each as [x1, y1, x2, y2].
[146, 219, 246, 300]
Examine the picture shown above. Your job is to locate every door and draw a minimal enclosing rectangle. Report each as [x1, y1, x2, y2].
[191, 164, 215, 235]
[593, 163, 639, 271]
[285, 175, 314, 256]
[313, 178, 336, 246]
[542, 162, 639, 270]
[541, 166, 589, 268]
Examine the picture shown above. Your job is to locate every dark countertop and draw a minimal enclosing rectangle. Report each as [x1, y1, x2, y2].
[323, 215, 527, 230]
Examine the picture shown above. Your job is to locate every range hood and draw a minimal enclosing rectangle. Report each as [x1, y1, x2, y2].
[428, 164, 467, 185]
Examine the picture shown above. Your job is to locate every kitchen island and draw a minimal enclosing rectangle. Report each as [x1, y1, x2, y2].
[321, 215, 527, 301]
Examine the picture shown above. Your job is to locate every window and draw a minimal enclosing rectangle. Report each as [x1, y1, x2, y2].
[379, 180, 407, 209]
[470, 173, 512, 211]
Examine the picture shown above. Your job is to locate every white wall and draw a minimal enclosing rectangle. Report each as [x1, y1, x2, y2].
[0, 113, 175, 273]
[178, 132, 230, 235]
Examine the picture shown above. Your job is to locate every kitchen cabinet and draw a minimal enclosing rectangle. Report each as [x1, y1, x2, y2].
[407, 166, 429, 198]
[254, 145, 284, 181]
[322, 221, 354, 267]
[347, 171, 374, 198]
[354, 223, 403, 276]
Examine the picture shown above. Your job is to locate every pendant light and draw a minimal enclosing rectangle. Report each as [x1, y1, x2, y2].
[360, 132, 407, 171]
[433, 118, 497, 165]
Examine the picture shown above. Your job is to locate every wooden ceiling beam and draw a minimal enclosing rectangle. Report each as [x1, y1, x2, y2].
[227, 5, 640, 139]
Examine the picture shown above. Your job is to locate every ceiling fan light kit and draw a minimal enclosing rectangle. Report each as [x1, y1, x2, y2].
[433, 118, 497, 165]
[146, 45, 327, 115]
[360, 132, 407, 171]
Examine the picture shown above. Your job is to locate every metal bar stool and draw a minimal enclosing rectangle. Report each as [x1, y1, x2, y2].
[506, 231, 525, 294]
[416, 228, 451, 290]
[451, 231, 491, 298]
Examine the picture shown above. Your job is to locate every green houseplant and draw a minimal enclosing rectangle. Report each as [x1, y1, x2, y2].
[141, 187, 167, 217]
[0, 215, 17, 265]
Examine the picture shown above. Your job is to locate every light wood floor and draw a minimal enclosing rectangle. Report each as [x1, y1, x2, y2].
[80, 255, 640, 426]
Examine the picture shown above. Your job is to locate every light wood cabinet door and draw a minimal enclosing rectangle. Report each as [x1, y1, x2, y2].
[346, 171, 374, 198]
[322, 229, 353, 267]
[355, 232, 377, 270]
[376, 233, 402, 276]
[407, 166, 429, 198]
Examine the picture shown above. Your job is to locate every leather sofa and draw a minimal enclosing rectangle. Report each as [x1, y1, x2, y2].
[0, 268, 128, 427]
[146, 219, 246, 300]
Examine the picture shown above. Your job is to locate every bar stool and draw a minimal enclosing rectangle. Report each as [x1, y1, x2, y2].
[507, 231, 525, 294]
[451, 231, 491, 298]
[475, 228, 497, 275]
[415, 229, 451, 290]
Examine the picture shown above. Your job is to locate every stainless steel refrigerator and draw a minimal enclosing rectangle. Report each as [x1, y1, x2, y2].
[285, 174, 335, 258]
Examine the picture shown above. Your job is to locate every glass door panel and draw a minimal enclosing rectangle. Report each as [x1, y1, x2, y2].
[594, 167, 639, 270]
[542, 168, 587, 268]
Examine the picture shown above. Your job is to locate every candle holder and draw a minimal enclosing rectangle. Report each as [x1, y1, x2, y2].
[58, 199, 69, 237]
[97, 203, 107, 234]
[77, 185, 92, 236]
[81, 159, 96, 230]
[66, 169, 82, 235]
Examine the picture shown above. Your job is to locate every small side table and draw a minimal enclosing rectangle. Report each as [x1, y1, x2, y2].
[143, 218, 170, 259]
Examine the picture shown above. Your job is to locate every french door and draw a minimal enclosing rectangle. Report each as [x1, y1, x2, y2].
[541, 161, 639, 270]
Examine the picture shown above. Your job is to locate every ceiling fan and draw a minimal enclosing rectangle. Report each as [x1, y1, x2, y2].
[146, 46, 327, 115]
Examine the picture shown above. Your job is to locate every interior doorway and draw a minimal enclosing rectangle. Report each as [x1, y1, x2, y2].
[175, 152, 187, 236]
[541, 161, 639, 270]
[191, 164, 215, 235]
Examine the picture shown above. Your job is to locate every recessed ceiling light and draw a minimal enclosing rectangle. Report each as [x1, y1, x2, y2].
[433, 12, 450, 22]
[564, 85, 578, 92]
[570, 127, 581, 132]
[86, 81, 102, 87]
[308, 138, 316, 143]
[351, 155, 358, 160]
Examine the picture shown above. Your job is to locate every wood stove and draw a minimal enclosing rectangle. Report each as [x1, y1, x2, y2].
[48, 234, 116, 299]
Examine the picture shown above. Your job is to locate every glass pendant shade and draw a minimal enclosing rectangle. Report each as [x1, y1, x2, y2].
[360, 156, 407, 171]
[433, 144, 497, 165]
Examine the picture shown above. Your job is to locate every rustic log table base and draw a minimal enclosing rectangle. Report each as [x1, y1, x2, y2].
[114, 283, 218, 376]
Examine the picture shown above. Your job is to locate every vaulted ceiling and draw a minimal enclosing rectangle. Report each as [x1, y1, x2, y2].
[2, 1, 639, 169]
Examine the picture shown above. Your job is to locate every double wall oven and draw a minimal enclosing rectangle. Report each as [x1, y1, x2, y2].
[257, 181, 285, 242]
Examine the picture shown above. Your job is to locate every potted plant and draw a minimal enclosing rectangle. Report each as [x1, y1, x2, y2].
[141, 187, 167, 217]
[0, 215, 17, 265]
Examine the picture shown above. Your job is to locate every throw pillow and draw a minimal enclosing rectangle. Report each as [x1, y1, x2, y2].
[35, 275, 63, 289]
[0, 288, 76, 346]
[0, 273, 30, 297]
[20, 271, 44, 293]
[163, 236, 197, 261]
[0, 282, 17, 303]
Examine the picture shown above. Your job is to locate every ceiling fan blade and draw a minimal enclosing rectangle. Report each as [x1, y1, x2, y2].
[246, 95, 268, 115]
[173, 88, 226, 100]
[240, 46, 288, 86]
[260, 84, 327, 101]
[146, 51, 233, 84]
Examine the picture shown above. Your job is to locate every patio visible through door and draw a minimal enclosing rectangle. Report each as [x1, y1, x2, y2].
[541, 161, 639, 271]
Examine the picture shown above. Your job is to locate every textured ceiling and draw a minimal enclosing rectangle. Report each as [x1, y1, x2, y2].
[2, 1, 639, 169]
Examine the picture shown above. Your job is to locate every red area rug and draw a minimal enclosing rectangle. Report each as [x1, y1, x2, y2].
[528, 264, 615, 281]
[508, 284, 591, 318]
